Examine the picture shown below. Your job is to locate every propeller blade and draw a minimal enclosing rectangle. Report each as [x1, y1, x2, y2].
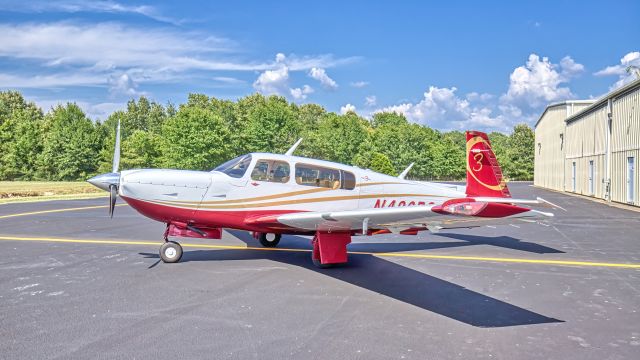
[109, 184, 117, 218]
[112, 120, 121, 173]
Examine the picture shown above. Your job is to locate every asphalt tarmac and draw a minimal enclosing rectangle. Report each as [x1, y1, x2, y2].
[1, 183, 639, 359]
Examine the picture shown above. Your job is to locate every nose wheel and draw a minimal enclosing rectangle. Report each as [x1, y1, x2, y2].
[160, 241, 183, 263]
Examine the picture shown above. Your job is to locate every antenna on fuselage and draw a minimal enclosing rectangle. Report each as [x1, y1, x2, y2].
[285, 138, 303, 156]
[398, 162, 414, 179]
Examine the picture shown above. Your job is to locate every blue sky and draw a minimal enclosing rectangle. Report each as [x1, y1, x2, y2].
[0, 0, 638, 131]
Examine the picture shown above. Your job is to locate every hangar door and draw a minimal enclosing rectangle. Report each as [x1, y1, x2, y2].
[628, 157, 635, 204]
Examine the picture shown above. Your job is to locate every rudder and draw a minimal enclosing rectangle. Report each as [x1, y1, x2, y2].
[465, 131, 511, 198]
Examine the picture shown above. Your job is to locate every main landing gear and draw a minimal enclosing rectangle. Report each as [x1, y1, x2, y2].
[257, 232, 281, 247]
[311, 232, 351, 269]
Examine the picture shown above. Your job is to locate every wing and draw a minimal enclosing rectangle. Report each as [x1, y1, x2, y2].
[246, 197, 556, 234]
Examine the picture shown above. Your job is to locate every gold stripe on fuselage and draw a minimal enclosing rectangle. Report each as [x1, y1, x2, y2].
[168, 186, 332, 205]
[158, 181, 414, 207]
[150, 193, 448, 210]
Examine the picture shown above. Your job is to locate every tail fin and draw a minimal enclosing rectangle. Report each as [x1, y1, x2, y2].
[465, 131, 511, 198]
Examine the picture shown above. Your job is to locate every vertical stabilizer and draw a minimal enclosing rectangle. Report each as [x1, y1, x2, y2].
[465, 131, 511, 198]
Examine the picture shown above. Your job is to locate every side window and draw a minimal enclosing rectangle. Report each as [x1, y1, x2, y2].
[251, 160, 290, 183]
[341, 171, 356, 190]
[295, 164, 344, 189]
[251, 161, 270, 181]
[271, 161, 290, 183]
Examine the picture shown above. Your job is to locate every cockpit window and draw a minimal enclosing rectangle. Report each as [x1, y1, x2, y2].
[251, 160, 290, 183]
[212, 154, 252, 178]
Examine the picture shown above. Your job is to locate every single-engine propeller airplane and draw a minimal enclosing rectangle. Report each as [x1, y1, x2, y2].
[88, 122, 559, 268]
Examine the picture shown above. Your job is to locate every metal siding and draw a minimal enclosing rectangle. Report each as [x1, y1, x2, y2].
[534, 106, 567, 191]
[610, 89, 640, 205]
[564, 105, 607, 198]
[535, 85, 639, 207]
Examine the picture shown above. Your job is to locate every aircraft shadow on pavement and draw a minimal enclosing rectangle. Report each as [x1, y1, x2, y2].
[235, 230, 564, 255]
[432, 233, 564, 254]
[140, 231, 563, 328]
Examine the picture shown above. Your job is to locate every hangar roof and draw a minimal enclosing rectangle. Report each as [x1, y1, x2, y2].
[565, 78, 640, 124]
[534, 100, 595, 129]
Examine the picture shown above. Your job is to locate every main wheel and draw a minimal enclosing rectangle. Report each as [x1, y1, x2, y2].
[160, 241, 183, 263]
[259, 233, 281, 247]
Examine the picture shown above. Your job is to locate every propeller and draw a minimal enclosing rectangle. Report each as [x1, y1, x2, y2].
[109, 184, 117, 218]
[112, 120, 121, 174]
[87, 120, 121, 218]
[109, 120, 120, 218]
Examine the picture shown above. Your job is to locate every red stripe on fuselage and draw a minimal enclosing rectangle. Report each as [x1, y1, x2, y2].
[120, 195, 307, 234]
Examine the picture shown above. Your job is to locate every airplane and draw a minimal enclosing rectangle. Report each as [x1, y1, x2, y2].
[88, 122, 558, 268]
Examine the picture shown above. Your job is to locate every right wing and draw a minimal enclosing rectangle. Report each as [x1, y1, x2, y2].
[245, 197, 555, 234]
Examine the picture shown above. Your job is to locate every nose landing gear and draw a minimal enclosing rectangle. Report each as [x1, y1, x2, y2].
[159, 225, 183, 263]
[160, 241, 183, 263]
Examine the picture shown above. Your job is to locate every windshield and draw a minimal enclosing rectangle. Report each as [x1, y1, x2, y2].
[212, 154, 252, 178]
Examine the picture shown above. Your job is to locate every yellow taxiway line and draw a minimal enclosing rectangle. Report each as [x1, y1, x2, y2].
[0, 204, 128, 220]
[0, 234, 639, 269]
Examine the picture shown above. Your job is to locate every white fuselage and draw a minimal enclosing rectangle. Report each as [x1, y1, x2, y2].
[116, 152, 468, 232]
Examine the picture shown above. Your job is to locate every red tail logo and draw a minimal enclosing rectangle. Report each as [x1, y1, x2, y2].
[465, 131, 511, 198]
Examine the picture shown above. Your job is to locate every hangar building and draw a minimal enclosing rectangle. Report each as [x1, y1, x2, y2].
[534, 78, 640, 207]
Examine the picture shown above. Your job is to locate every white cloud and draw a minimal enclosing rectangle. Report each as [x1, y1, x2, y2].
[340, 103, 356, 114]
[290, 85, 314, 100]
[559, 56, 584, 77]
[350, 81, 369, 88]
[253, 53, 290, 96]
[365, 95, 377, 107]
[0, 22, 231, 70]
[34, 98, 126, 121]
[0, 72, 104, 88]
[371, 54, 585, 131]
[253, 54, 345, 99]
[108, 73, 145, 97]
[309, 67, 338, 90]
[501, 54, 582, 109]
[466, 92, 493, 102]
[253, 66, 289, 95]
[0, 22, 357, 94]
[0, 1, 181, 25]
[594, 51, 640, 90]
[374, 86, 507, 131]
[212, 76, 246, 85]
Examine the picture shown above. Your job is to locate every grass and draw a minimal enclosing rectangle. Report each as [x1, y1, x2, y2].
[0, 181, 106, 204]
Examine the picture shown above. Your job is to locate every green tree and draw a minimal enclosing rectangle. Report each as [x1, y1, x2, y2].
[235, 94, 301, 154]
[488, 131, 509, 168]
[120, 130, 162, 169]
[38, 104, 102, 180]
[160, 106, 232, 170]
[98, 97, 168, 172]
[0, 91, 44, 180]
[303, 112, 369, 164]
[505, 124, 535, 180]
[368, 152, 397, 176]
[367, 112, 441, 179]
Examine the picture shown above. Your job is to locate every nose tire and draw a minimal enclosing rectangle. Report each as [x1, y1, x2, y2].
[258, 233, 281, 248]
[160, 241, 183, 263]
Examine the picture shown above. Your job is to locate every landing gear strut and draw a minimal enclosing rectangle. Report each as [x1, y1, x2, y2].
[160, 224, 183, 263]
